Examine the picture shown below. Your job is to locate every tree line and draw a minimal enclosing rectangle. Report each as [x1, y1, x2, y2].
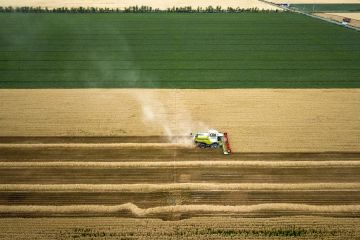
[0, 6, 280, 13]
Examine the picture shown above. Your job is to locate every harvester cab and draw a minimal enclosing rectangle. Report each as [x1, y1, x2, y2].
[191, 129, 232, 155]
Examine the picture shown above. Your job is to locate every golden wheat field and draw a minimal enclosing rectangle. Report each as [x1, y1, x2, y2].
[1, 89, 360, 152]
[0, 216, 359, 239]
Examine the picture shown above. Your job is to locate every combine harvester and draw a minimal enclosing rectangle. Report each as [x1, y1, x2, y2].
[191, 129, 232, 155]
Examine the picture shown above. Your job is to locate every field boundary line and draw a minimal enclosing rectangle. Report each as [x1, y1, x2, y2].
[0, 183, 359, 192]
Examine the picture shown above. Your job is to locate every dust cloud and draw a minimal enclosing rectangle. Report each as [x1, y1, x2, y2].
[121, 37, 209, 143]
[133, 90, 209, 144]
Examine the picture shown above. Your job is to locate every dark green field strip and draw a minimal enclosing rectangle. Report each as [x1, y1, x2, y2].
[1, 44, 360, 51]
[1, 70, 359, 88]
[0, 13, 359, 88]
[1, 51, 358, 61]
[1, 59, 360, 69]
[1, 191, 359, 207]
[290, 4, 360, 13]
[0, 167, 359, 184]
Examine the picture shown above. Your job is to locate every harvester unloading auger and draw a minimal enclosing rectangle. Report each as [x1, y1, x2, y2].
[191, 129, 232, 155]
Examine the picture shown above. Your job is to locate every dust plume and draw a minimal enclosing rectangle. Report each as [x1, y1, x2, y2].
[120, 36, 208, 144]
[131, 90, 209, 144]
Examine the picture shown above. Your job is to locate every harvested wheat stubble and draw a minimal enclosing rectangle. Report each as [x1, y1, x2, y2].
[0, 136, 186, 144]
[1, 160, 359, 168]
[332, 12, 360, 20]
[1, 89, 360, 152]
[2, 165, 359, 184]
[0, 143, 192, 149]
[1, 148, 359, 162]
[1, 183, 359, 192]
[0, 203, 359, 217]
[2, 189, 358, 208]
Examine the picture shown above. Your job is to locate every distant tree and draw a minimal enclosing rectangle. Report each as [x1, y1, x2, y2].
[0, 5, 281, 13]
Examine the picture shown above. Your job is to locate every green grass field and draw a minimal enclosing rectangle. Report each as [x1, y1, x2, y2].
[290, 4, 360, 13]
[0, 13, 359, 88]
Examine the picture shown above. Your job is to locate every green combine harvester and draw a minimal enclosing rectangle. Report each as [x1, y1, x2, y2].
[191, 129, 232, 155]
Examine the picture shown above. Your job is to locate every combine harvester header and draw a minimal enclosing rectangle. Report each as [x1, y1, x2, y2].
[222, 132, 232, 155]
[191, 129, 232, 155]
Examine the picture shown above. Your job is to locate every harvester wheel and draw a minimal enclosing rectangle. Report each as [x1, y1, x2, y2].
[210, 143, 219, 149]
[197, 143, 207, 148]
